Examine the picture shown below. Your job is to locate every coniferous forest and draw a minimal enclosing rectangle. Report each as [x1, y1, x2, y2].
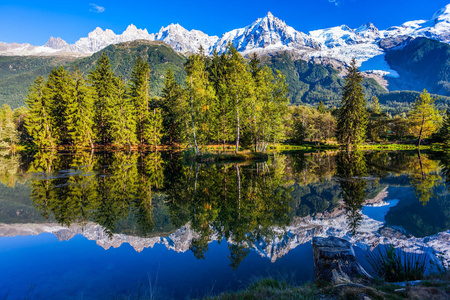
[1, 45, 450, 152]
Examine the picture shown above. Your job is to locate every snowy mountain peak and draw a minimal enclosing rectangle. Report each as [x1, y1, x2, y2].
[214, 12, 320, 54]
[432, 3, 450, 22]
[44, 36, 69, 49]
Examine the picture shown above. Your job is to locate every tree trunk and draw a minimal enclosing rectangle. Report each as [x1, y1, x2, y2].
[418, 115, 425, 147]
[190, 77, 200, 156]
[235, 94, 240, 154]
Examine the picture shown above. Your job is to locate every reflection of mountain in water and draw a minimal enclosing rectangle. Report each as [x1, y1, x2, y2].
[1, 150, 450, 267]
[1, 188, 449, 264]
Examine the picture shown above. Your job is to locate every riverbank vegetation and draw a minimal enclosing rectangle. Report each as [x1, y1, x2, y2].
[2, 46, 450, 153]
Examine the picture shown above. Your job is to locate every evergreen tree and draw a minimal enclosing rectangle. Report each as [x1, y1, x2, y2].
[438, 108, 450, 146]
[369, 96, 381, 114]
[317, 100, 326, 114]
[161, 68, 183, 144]
[208, 50, 233, 151]
[409, 89, 441, 147]
[25, 77, 57, 148]
[129, 57, 151, 145]
[88, 53, 116, 144]
[337, 59, 368, 150]
[144, 108, 163, 149]
[109, 76, 137, 147]
[65, 70, 96, 148]
[45, 66, 72, 144]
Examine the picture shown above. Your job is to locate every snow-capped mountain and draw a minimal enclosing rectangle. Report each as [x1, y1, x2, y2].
[1, 3, 450, 68]
[153, 24, 219, 54]
[213, 12, 320, 54]
[383, 4, 450, 43]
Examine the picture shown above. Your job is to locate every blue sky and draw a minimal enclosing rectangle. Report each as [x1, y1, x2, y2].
[1, 0, 449, 45]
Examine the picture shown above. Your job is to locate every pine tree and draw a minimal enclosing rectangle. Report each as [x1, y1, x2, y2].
[161, 68, 183, 144]
[88, 53, 116, 145]
[337, 59, 368, 150]
[409, 89, 441, 147]
[45, 66, 72, 144]
[129, 56, 151, 145]
[439, 107, 450, 146]
[25, 77, 57, 148]
[109, 76, 137, 147]
[65, 70, 96, 148]
[317, 100, 326, 114]
[369, 96, 381, 114]
[143, 108, 163, 149]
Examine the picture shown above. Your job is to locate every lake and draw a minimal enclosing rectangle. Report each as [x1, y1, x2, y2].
[0, 150, 449, 299]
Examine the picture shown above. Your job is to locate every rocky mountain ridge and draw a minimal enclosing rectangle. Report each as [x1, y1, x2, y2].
[1, 188, 448, 265]
[2, 3, 450, 69]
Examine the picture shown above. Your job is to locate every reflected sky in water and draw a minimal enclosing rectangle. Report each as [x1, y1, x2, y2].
[0, 150, 449, 299]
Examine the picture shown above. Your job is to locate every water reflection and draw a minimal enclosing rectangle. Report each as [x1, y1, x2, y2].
[0, 149, 450, 266]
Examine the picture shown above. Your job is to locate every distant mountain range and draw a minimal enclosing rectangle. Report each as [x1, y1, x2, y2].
[2, 4, 450, 109]
[2, 4, 450, 67]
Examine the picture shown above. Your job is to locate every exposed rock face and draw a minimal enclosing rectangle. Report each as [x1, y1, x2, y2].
[313, 236, 371, 285]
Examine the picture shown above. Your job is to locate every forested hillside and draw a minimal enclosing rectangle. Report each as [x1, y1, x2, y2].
[385, 37, 450, 95]
[263, 51, 386, 106]
[0, 56, 77, 108]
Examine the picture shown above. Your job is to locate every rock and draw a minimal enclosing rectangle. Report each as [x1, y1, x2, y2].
[313, 236, 372, 285]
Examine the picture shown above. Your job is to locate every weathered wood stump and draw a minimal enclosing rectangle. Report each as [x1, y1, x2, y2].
[313, 236, 372, 286]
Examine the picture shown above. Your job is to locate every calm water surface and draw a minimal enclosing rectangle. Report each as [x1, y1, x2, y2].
[0, 150, 449, 299]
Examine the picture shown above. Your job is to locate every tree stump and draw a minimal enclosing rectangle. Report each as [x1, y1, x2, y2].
[313, 236, 372, 286]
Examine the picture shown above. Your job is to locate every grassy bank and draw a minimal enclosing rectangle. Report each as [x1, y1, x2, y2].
[203, 275, 450, 300]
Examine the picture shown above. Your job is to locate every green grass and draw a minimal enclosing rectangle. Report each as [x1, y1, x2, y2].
[203, 279, 319, 300]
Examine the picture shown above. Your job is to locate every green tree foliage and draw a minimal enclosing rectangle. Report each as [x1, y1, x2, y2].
[161, 68, 184, 144]
[290, 106, 336, 145]
[25, 77, 57, 149]
[337, 59, 368, 150]
[65, 70, 96, 148]
[222, 45, 254, 153]
[184, 51, 216, 155]
[0, 104, 20, 148]
[109, 76, 137, 147]
[88, 53, 116, 144]
[129, 57, 152, 145]
[408, 89, 441, 146]
[438, 108, 450, 146]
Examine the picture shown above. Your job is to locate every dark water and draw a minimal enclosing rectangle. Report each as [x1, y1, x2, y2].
[0, 150, 449, 299]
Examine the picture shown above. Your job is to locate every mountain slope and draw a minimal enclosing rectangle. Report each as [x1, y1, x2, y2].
[71, 40, 187, 95]
[385, 37, 450, 95]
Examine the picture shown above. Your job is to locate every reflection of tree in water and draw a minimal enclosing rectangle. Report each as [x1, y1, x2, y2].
[27, 151, 164, 237]
[408, 150, 442, 206]
[336, 151, 368, 236]
[166, 157, 292, 269]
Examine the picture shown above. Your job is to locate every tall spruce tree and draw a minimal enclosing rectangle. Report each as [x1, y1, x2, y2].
[45, 66, 72, 144]
[337, 59, 368, 150]
[109, 76, 137, 147]
[208, 50, 233, 151]
[65, 70, 96, 148]
[88, 53, 116, 145]
[129, 57, 151, 145]
[439, 108, 450, 146]
[161, 68, 183, 144]
[25, 77, 57, 148]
